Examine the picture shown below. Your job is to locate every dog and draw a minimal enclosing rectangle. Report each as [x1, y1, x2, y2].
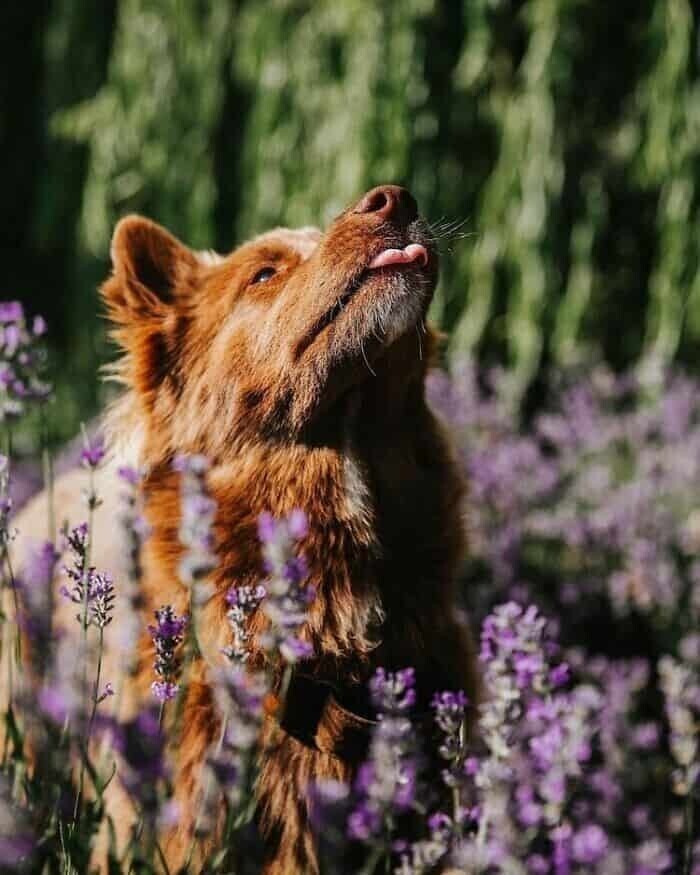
[14, 185, 478, 872]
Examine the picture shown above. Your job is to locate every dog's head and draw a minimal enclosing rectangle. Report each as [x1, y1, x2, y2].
[103, 185, 438, 459]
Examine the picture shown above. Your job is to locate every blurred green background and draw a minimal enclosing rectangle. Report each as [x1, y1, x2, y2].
[4, 0, 700, 441]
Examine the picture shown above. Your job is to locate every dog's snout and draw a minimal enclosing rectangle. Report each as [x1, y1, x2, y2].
[354, 185, 418, 226]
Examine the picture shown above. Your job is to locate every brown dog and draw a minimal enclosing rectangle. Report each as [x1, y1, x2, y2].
[15, 186, 477, 872]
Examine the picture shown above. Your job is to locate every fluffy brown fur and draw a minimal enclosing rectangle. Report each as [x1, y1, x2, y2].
[22, 186, 478, 872]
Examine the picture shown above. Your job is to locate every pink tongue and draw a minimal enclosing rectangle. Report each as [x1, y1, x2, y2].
[368, 244, 428, 269]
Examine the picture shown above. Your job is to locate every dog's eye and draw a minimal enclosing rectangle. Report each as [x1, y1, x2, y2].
[251, 267, 277, 284]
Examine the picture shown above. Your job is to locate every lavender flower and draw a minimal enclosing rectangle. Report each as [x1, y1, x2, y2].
[148, 605, 188, 702]
[421, 690, 472, 865]
[18, 539, 59, 673]
[478, 603, 548, 763]
[658, 656, 700, 796]
[100, 682, 115, 700]
[80, 440, 106, 470]
[0, 301, 51, 420]
[432, 690, 469, 788]
[117, 465, 149, 665]
[0, 302, 23, 323]
[79, 431, 104, 514]
[151, 681, 180, 703]
[101, 708, 170, 827]
[211, 666, 266, 795]
[2, 356, 700, 872]
[37, 627, 84, 725]
[0, 776, 34, 867]
[396, 815, 451, 875]
[436, 602, 600, 870]
[0, 455, 13, 549]
[198, 664, 268, 836]
[257, 510, 315, 664]
[223, 584, 266, 662]
[347, 668, 418, 843]
[175, 454, 217, 598]
[60, 523, 115, 628]
[571, 823, 609, 864]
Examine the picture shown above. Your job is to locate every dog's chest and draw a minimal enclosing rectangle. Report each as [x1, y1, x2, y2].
[341, 454, 374, 531]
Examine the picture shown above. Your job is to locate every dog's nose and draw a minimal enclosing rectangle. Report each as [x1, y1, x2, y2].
[354, 185, 418, 226]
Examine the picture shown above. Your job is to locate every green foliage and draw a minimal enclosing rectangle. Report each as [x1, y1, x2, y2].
[8, 0, 700, 436]
[54, 0, 234, 254]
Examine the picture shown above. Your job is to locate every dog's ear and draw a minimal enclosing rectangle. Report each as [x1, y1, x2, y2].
[102, 216, 199, 324]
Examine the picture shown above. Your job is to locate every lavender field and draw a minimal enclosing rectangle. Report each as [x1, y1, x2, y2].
[0, 300, 698, 874]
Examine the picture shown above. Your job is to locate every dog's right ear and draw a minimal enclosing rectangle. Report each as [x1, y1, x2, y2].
[102, 215, 199, 324]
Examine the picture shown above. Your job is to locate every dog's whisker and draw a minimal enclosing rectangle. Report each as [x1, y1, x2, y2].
[416, 324, 423, 361]
[360, 339, 376, 377]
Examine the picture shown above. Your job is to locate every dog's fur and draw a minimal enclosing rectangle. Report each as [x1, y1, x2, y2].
[13, 186, 477, 872]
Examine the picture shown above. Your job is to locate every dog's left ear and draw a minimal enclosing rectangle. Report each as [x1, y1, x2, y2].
[102, 215, 199, 324]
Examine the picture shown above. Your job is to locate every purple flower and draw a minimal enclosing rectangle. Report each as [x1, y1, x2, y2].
[38, 686, 75, 724]
[279, 636, 313, 663]
[31, 315, 47, 336]
[148, 605, 188, 699]
[98, 682, 115, 703]
[432, 690, 470, 806]
[631, 721, 661, 751]
[80, 439, 105, 469]
[549, 663, 571, 688]
[0, 777, 34, 867]
[205, 665, 267, 819]
[22, 539, 58, 587]
[173, 453, 209, 475]
[175, 453, 217, 590]
[0, 302, 23, 323]
[151, 681, 179, 702]
[0, 303, 51, 417]
[632, 838, 673, 873]
[369, 667, 416, 713]
[287, 508, 309, 539]
[571, 823, 608, 864]
[347, 668, 419, 846]
[347, 804, 381, 841]
[478, 602, 548, 765]
[117, 464, 149, 661]
[0, 455, 12, 546]
[0, 835, 34, 868]
[100, 708, 170, 824]
[18, 539, 59, 668]
[658, 655, 700, 795]
[117, 464, 141, 486]
[61, 523, 115, 628]
[223, 584, 266, 663]
[256, 510, 315, 664]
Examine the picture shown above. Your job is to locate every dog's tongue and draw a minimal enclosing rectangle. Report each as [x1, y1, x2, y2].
[368, 244, 428, 269]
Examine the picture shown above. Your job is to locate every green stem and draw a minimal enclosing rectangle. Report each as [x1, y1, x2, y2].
[185, 712, 230, 870]
[4, 549, 21, 665]
[173, 590, 201, 728]
[358, 844, 384, 875]
[1, 545, 22, 766]
[86, 627, 105, 743]
[40, 406, 55, 544]
[73, 462, 97, 826]
[124, 803, 172, 875]
[683, 793, 695, 875]
[452, 717, 466, 839]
